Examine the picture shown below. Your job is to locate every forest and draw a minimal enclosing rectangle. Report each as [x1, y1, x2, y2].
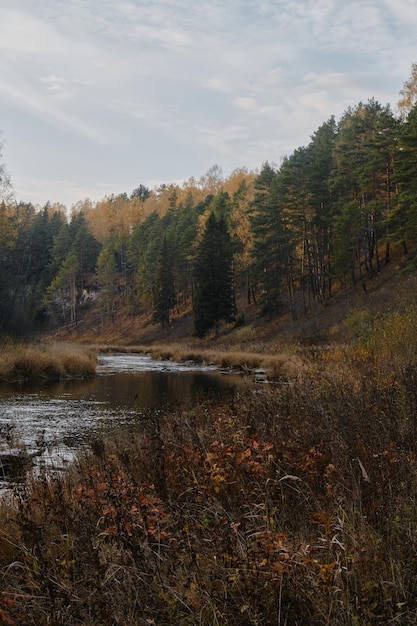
[1, 89, 417, 341]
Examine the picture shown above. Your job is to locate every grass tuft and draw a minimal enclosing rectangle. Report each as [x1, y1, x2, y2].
[0, 342, 97, 383]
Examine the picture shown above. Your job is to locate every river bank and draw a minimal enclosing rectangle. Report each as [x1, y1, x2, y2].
[0, 341, 97, 383]
[94, 341, 309, 381]
[0, 337, 307, 385]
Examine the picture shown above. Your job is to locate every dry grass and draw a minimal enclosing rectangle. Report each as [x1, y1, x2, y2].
[0, 342, 97, 383]
[0, 348, 417, 624]
[94, 342, 309, 381]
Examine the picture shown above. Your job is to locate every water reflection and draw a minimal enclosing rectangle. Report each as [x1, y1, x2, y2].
[95, 370, 238, 410]
[0, 354, 250, 480]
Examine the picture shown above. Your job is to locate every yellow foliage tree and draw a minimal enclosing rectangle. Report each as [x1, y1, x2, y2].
[0, 201, 17, 250]
[398, 62, 417, 118]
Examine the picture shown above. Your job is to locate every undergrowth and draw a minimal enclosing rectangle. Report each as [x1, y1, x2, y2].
[0, 348, 417, 624]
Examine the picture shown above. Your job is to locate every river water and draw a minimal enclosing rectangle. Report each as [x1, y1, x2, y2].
[0, 353, 251, 484]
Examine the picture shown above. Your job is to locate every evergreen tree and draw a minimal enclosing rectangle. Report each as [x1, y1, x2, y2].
[176, 194, 213, 307]
[130, 184, 151, 202]
[154, 236, 175, 329]
[3, 203, 42, 333]
[44, 251, 79, 326]
[306, 117, 337, 300]
[330, 100, 397, 283]
[275, 148, 311, 318]
[229, 177, 255, 313]
[138, 214, 164, 308]
[250, 163, 297, 317]
[249, 163, 279, 311]
[193, 213, 237, 338]
[393, 103, 417, 268]
[0, 201, 19, 332]
[43, 212, 101, 327]
[27, 207, 66, 324]
[96, 238, 118, 322]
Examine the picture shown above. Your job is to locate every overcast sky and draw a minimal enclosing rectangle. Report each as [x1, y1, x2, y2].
[0, 0, 416, 208]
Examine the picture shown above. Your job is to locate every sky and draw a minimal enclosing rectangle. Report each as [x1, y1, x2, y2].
[0, 0, 416, 209]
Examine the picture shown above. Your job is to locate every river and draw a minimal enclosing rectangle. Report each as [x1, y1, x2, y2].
[0, 353, 252, 485]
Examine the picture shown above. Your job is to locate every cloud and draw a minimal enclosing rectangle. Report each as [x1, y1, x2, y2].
[1, 0, 416, 207]
[39, 74, 94, 101]
[0, 8, 64, 56]
[233, 97, 258, 111]
[12, 174, 95, 207]
[13, 172, 141, 207]
[203, 78, 232, 93]
[382, 0, 417, 25]
[0, 78, 122, 144]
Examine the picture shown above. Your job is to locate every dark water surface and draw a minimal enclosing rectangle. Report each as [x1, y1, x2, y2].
[0, 354, 251, 480]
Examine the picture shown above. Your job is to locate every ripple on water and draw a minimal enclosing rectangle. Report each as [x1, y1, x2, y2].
[96, 353, 217, 374]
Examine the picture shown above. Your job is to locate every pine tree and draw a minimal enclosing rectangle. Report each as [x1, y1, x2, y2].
[306, 117, 337, 300]
[96, 239, 118, 322]
[250, 163, 298, 317]
[154, 236, 175, 329]
[330, 100, 397, 283]
[275, 148, 311, 318]
[393, 103, 417, 268]
[42, 211, 101, 327]
[249, 163, 280, 312]
[193, 213, 237, 338]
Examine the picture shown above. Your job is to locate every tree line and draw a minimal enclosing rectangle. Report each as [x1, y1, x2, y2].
[2, 88, 417, 338]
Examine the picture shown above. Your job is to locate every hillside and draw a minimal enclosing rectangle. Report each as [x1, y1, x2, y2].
[52, 244, 417, 353]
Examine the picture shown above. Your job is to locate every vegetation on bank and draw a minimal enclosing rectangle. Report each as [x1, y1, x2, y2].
[91, 273, 417, 379]
[96, 342, 307, 380]
[0, 340, 417, 624]
[0, 342, 97, 383]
